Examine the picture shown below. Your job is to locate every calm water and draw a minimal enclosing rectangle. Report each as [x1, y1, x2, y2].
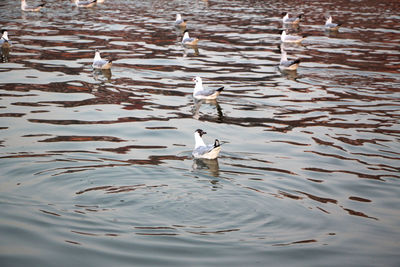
[0, 0, 399, 266]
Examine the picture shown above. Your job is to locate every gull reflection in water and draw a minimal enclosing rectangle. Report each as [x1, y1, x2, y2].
[183, 45, 199, 57]
[1, 47, 10, 63]
[192, 99, 224, 121]
[93, 69, 112, 82]
[192, 158, 220, 177]
[278, 68, 298, 81]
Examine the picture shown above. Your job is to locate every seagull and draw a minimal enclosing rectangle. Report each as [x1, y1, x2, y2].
[192, 76, 224, 100]
[175, 14, 187, 27]
[0, 30, 11, 48]
[21, 0, 45, 11]
[325, 16, 342, 31]
[92, 49, 112, 70]
[279, 46, 300, 71]
[192, 129, 221, 160]
[182, 30, 199, 46]
[281, 12, 303, 24]
[280, 30, 306, 44]
[73, 0, 97, 8]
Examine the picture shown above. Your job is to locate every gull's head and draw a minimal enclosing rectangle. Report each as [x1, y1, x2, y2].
[94, 49, 101, 59]
[1, 29, 8, 40]
[192, 76, 202, 85]
[176, 14, 182, 20]
[195, 129, 207, 137]
[183, 30, 189, 38]
[326, 16, 332, 24]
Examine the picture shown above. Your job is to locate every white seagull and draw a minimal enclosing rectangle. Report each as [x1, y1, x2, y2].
[281, 12, 303, 24]
[73, 0, 97, 8]
[92, 49, 112, 70]
[279, 46, 300, 71]
[182, 30, 199, 46]
[192, 76, 224, 100]
[280, 30, 306, 44]
[192, 129, 221, 160]
[0, 30, 11, 48]
[325, 16, 342, 31]
[21, 0, 45, 11]
[175, 14, 187, 27]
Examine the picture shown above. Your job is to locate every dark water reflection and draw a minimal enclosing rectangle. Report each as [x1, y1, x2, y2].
[0, 0, 399, 266]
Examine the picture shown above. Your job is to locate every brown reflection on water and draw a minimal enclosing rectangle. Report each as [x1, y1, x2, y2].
[76, 184, 168, 195]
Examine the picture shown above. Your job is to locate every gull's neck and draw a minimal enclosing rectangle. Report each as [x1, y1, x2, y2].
[183, 31, 189, 40]
[194, 133, 206, 148]
[21, 0, 26, 9]
[176, 14, 182, 21]
[94, 51, 102, 61]
[280, 49, 288, 63]
[326, 16, 332, 25]
[281, 31, 286, 41]
[194, 79, 203, 93]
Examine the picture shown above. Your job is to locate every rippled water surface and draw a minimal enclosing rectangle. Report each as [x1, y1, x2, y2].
[1, 0, 399, 266]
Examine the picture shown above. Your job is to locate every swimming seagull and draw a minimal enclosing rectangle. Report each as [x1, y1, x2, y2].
[280, 30, 306, 44]
[73, 0, 97, 8]
[192, 129, 221, 160]
[0, 30, 11, 48]
[182, 30, 199, 46]
[281, 12, 303, 24]
[175, 14, 187, 27]
[325, 16, 342, 31]
[21, 0, 46, 11]
[92, 49, 112, 70]
[192, 76, 224, 100]
[279, 46, 300, 71]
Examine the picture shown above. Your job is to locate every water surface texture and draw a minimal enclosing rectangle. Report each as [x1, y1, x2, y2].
[0, 0, 399, 266]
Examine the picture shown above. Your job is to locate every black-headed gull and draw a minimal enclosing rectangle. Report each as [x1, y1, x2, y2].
[182, 30, 199, 46]
[281, 12, 303, 24]
[325, 16, 342, 31]
[92, 49, 112, 69]
[192, 129, 221, 159]
[0, 30, 11, 48]
[21, 0, 45, 11]
[175, 14, 187, 27]
[279, 46, 300, 71]
[192, 76, 224, 100]
[73, 0, 97, 8]
[280, 30, 306, 44]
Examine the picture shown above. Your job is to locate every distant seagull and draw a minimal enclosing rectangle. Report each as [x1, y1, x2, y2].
[92, 49, 112, 69]
[279, 46, 300, 71]
[280, 30, 306, 44]
[182, 30, 199, 46]
[0, 30, 11, 48]
[73, 0, 97, 8]
[192, 76, 224, 100]
[175, 14, 187, 27]
[21, 0, 45, 11]
[192, 129, 221, 159]
[325, 16, 342, 31]
[281, 12, 303, 24]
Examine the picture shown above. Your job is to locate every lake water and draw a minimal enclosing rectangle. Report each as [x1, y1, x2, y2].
[0, 0, 399, 266]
